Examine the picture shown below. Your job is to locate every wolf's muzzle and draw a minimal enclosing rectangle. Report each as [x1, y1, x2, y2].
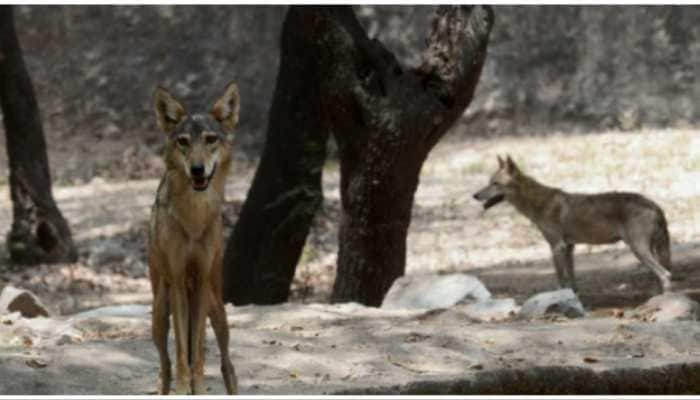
[191, 163, 216, 192]
[473, 190, 505, 210]
[482, 194, 505, 210]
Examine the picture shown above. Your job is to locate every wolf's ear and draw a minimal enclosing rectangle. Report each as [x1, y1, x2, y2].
[497, 155, 505, 168]
[212, 81, 240, 132]
[505, 155, 520, 174]
[154, 87, 185, 134]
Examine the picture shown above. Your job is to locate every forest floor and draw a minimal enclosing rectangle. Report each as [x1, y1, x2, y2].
[0, 128, 700, 314]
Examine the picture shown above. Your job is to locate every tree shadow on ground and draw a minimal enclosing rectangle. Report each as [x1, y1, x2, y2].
[464, 241, 700, 311]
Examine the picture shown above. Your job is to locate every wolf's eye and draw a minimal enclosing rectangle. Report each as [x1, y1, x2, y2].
[205, 135, 218, 145]
[176, 137, 190, 147]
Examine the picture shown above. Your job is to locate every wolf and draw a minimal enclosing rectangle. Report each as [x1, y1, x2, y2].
[473, 155, 672, 293]
[149, 82, 239, 394]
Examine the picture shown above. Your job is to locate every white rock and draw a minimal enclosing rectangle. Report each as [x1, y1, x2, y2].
[520, 288, 585, 319]
[0, 286, 50, 318]
[382, 273, 491, 310]
[635, 293, 700, 322]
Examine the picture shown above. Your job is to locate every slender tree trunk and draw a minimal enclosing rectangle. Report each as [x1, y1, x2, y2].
[222, 6, 329, 305]
[308, 6, 494, 306]
[0, 5, 77, 265]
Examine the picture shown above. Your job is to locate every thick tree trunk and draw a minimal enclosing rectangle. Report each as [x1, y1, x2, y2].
[222, 6, 329, 305]
[0, 6, 77, 265]
[309, 6, 494, 306]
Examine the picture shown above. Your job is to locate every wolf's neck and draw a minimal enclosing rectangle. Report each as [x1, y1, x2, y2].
[508, 174, 560, 220]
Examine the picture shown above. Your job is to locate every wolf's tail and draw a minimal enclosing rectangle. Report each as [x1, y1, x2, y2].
[652, 209, 672, 271]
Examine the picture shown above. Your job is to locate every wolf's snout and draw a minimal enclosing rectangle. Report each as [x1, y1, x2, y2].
[473, 193, 480, 200]
[191, 164, 205, 177]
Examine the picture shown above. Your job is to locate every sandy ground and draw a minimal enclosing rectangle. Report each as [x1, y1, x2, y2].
[0, 128, 699, 314]
[2, 302, 700, 395]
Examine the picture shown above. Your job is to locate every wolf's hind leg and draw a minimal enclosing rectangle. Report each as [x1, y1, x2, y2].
[652, 224, 673, 274]
[627, 237, 672, 293]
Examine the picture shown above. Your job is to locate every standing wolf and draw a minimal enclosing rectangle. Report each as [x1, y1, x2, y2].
[473, 155, 672, 293]
[149, 82, 239, 394]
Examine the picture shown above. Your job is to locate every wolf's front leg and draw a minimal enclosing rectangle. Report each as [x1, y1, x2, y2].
[550, 241, 576, 291]
[190, 278, 211, 394]
[209, 248, 238, 395]
[152, 279, 171, 394]
[170, 282, 192, 395]
[209, 289, 238, 394]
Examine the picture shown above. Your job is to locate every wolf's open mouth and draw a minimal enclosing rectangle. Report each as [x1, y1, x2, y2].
[483, 194, 505, 210]
[192, 164, 216, 192]
[192, 176, 209, 191]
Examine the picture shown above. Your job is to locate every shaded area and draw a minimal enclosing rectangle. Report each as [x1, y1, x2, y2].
[338, 363, 700, 395]
[469, 242, 700, 310]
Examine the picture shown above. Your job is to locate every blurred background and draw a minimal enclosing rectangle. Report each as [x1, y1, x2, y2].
[2, 6, 699, 183]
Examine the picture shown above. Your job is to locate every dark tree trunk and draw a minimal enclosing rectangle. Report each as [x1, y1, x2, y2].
[222, 6, 329, 305]
[0, 6, 77, 265]
[309, 6, 494, 306]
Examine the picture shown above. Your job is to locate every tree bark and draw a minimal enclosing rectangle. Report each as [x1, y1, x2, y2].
[0, 5, 77, 265]
[310, 6, 494, 306]
[222, 6, 329, 305]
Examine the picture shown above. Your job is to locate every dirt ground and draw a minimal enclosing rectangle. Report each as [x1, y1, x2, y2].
[4, 302, 700, 395]
[0, 128, 699, 314]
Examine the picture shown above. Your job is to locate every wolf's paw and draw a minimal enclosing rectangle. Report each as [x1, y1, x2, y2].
[192, 376, 207, 395]
[158, 368, 171, 395]
[222, 361, 238, 395]
[175, 380, 192, 395]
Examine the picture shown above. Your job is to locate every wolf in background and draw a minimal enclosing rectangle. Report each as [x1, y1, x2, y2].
[149, 82, 239, 394]
[473, 155, 672, 294]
